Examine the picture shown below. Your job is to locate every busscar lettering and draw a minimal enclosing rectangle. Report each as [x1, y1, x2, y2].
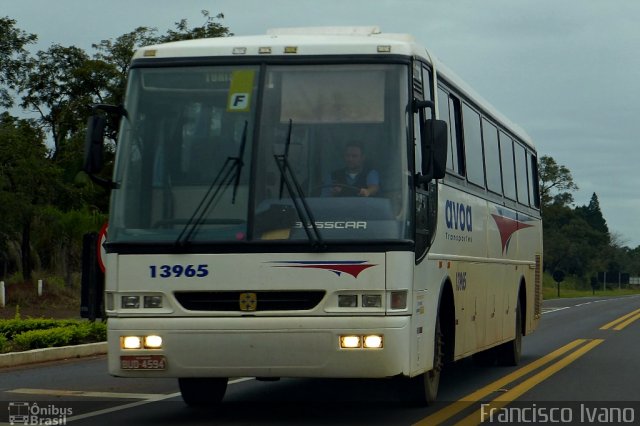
[295, 221, 367, 229]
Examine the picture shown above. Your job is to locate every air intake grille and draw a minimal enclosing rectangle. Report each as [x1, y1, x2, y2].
[534, 254, 542, 317]
[174, 291, 326, 312]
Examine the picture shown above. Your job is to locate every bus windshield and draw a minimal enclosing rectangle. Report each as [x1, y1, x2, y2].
[109, 63, 411, 245]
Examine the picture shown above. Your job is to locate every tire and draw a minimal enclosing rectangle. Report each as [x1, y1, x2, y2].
[178, 377, 228, 407]
[497, 297, 522, 366]
[401, 315, 442, 405]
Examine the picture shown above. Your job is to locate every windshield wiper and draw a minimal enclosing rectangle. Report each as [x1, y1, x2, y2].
[274, 119, 325, 250]
[175, 120, 249, 247]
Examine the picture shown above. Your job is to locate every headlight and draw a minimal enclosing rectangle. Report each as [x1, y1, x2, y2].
[339, 335, 384, 349]
[144, 335, 163, 349]
[121, 296, 140, 309]
[122, 335, 163, 350]
[363, 335, 383, 349]
[122, 336, 142, 349]
[338, 295, 358, 308]
[120, 294, 164, 309]
[340, 335, 361, 349]
[362, 294, 382, 308]
[144, 295, 163, 308]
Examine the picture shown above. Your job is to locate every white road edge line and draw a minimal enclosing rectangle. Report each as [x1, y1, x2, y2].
[62, 377, 253, 423]
[542, 307, 570, 314]
[7, 388, 164, 400]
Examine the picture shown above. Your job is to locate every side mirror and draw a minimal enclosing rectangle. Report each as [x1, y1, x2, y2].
[83, 115, 106, 174]
[419, 119, 448, 182]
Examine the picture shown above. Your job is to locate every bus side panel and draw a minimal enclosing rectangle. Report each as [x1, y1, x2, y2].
[431, 182, 541, 361]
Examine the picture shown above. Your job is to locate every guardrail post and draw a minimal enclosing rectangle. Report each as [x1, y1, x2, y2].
[0, 281, 5, 307]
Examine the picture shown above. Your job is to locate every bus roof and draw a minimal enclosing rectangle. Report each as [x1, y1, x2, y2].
[133, 27, 534, 150]
[133, 27, 421, 58]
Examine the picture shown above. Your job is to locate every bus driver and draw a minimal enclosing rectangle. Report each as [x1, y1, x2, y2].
[327, 142, 380, 197]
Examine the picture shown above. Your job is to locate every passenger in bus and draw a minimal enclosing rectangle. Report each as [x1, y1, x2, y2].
[325, 142, 380, 197]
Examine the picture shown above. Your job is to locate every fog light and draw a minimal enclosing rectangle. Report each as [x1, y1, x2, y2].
[362, 294, 382, 308]
[121, 296, 140, 309]
[122, 336, 142, 349]
[340, 335, 361, 349]
[338, 294, 358, 308]
[144, 295, 163, 308]
[144, 335, 163, 349]
[363, 335, 383, 349]
[390, 291, 408, 310]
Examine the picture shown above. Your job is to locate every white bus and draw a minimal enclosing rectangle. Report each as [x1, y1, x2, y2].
[85, 26, 542, 405]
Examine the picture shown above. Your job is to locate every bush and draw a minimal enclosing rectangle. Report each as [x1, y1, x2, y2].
[13, 327, 74, 350]
[0, 318, 106, 353]
[0, 318, 78, 340]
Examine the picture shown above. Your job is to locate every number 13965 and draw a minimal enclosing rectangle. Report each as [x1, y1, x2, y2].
[149, 264, 209, 278]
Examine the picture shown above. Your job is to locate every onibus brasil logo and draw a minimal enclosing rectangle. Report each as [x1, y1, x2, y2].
[8, 402, 72, 425]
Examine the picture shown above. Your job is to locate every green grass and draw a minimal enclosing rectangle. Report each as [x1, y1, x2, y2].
[542, 272, 640, 299]
[543, 286, 640, 300]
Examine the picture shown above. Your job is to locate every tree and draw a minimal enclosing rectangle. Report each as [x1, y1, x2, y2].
[542, 203, 609, 280]
[91, 27, 158, 111]
[3, 10, 232, 284]
[575, 193, 609, 237]
[0, 113, 60, 282]
[91, 10, 232, 110]
[539, 155, 578, 209]
[0, 17, 37, 108]
[158, 10, 232, 42]
[18, 44, 111, 156]
[34, 206, 105, 286]
[18, 10, 232, 158]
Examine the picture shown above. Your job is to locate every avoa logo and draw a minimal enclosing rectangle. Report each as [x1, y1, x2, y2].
[445, 200, 473, 232]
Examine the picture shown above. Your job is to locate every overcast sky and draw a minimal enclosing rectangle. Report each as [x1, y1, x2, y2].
[4, 0, 640, 247]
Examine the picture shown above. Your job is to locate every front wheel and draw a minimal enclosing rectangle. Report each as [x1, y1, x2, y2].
[401, 316, 442, 405]
[423, 315, 443, 403]
[178, 377, 228, 407]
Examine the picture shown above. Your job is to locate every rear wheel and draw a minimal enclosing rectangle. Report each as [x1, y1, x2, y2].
[497, 297, 522, 366]
[178, 377, 228, 407]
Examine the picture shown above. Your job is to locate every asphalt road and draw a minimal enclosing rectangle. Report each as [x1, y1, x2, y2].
[1, 295, 639, 425]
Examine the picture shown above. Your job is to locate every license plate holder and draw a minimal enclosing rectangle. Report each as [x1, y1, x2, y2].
[120, 355, 167, 370]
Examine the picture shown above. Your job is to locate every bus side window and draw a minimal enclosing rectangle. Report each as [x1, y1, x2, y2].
[528, 153, 540, 209]
[461, 103, 484, 188]
[514, 143, 529, 205]
[449, 97, 464, 177]
[482, 119, 501, 194]
[437, 88, 464, 177]
[437, 88, 452, 170]
[500, 132, 517, 201]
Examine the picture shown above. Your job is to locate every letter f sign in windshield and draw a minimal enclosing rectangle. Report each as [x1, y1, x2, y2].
[229, 93, 249, 110]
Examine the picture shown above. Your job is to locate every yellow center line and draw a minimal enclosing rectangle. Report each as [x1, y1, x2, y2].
[454, 339, 605, 426]
[600, 308, 640, 330]
[613, 312, 640, 331]
[413, 339, 587, 426]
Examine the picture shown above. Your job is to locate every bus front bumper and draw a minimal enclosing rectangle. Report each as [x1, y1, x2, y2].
[108, 316, 412, 378]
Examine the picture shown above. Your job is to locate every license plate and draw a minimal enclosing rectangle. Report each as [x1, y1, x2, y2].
[120, 355, 167, 370]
